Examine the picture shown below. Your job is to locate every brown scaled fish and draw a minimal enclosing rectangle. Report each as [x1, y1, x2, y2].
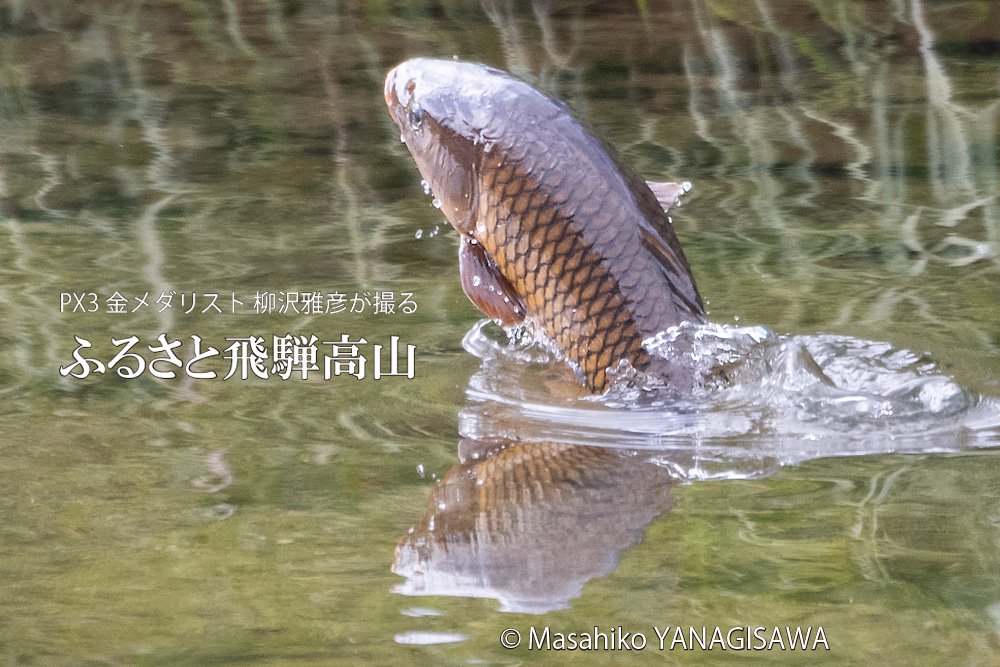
[385, 58, 704, 392]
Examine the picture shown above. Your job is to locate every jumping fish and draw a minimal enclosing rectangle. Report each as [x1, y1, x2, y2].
[384, 58, 704, 391]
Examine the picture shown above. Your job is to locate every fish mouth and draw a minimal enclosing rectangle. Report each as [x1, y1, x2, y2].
[384, 66, 398, 122]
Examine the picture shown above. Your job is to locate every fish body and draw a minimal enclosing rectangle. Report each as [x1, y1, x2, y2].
[385, 58, 704, 391]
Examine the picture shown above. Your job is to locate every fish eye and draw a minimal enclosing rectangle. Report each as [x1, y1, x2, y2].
[409, 103, 424, 129]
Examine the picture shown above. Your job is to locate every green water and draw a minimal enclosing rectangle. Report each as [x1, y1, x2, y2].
[1, 1, 998, 664]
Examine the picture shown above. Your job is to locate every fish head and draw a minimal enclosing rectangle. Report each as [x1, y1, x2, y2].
[385, 58, 513, 236]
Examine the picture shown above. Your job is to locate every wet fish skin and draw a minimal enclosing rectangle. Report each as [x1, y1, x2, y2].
[385, 58, 704, 391]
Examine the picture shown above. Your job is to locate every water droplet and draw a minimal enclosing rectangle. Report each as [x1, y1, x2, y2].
[437, 502, 446, 510]
[431, 198, 442, 209]
[734, 315, 740, 322]
[416, 463, 425, 477]
[420, 179, 431, 195]
[400, 133, 406, 143]
[472, 275, 481, 287]
[414, 229, 423, 240]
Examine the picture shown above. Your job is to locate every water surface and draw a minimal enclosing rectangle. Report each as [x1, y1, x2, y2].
[1, 0, 998, 664]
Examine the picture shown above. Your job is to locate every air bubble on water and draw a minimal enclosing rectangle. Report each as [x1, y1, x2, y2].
[414, 229, 423, 240]
[431, 198, 442, 209]
[681, 181, 692, 192]
[734, 315, 740, 322]
[472, 275, 481, 287]
[416, 463, 425, 477]
[420, 180, 432, 195]
[430, 225, 440, 237]
[437, 502, 446, 510]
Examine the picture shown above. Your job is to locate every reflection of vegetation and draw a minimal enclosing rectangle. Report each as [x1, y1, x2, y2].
[0, 1, 998, 662]
[674, 0, 999, 366]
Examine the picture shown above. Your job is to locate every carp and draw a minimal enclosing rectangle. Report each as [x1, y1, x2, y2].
[385, 58, 704, 391]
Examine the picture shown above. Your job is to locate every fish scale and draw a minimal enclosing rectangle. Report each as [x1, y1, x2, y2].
[479, 162, 645, 391]
[385, 58, 705, 392]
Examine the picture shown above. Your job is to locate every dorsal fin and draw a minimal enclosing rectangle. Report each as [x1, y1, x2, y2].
[645, 180, 692, 212]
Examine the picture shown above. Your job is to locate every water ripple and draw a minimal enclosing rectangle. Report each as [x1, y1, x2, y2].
[459, 320, 1000, 479]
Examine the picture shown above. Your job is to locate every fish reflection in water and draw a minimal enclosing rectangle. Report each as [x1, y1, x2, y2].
[393, 438, 677, 614]
[392, 319, 1000, 613]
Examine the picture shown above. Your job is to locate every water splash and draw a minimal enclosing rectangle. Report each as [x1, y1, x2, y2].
[459, 320, 1000, 479]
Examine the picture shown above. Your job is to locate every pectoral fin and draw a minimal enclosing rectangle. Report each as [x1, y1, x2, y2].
[645, 180, 692, 212]
[459, 236, 526, 326]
